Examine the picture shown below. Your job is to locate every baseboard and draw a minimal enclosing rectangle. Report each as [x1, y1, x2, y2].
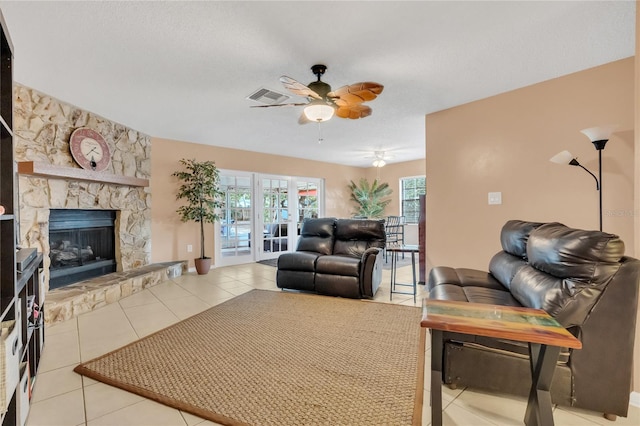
[630, 391, 640, 408]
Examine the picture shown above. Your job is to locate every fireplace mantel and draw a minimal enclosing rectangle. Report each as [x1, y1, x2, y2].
[18, 161, 149, 187]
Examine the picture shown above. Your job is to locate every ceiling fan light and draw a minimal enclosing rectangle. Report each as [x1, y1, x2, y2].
[303, 102, 334, 122]
[372, 159, 386, 168]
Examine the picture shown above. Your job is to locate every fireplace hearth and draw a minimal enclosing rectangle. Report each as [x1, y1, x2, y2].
[49, 209, 117, 289]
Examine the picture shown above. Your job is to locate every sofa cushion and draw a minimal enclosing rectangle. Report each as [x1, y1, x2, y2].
[333, 219, 385, 257]
[296, 217, 336, 255]
[428, 266, 504, 291]
[315, 274, 361, 299]
[511, 223, 625, 327]
[429, 284, 522, 306]
[500, 220, 545, 258]
[510, 266, 564, 311]
[276, 270, 315, 291]
[316, 255, 360, 277]
[277, 251, 319, 272]
[488, 251, 528, 290]
[527, 223, 624, 279]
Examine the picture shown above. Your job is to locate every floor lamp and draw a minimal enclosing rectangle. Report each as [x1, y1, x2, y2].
[550, 125, 617, 231]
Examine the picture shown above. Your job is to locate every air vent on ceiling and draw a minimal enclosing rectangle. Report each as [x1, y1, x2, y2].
[246, 87, 290, 105]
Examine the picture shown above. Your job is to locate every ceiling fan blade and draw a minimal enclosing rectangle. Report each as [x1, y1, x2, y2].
[336, 104, 372, 119]
[328, 82, 384, 107]
[250, 103, 307, 108]
[280, 76, 322, 100]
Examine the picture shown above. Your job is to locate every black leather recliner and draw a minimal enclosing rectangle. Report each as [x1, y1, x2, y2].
[276, 217, 385, 298]
[427, 220, 640, 419]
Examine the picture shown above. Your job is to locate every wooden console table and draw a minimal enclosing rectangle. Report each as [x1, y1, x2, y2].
[420, 299, 582, 426]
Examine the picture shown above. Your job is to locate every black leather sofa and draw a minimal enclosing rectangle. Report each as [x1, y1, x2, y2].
[427, 220, 640, 419]
[276, 217, 385, 298]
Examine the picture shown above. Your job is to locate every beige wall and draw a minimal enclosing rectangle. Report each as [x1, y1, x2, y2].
[426, 57, 634, 273]
[426, 56, 637, 395]
[151, 138, 414, 267]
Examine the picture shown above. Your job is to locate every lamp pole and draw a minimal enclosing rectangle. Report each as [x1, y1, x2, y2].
[592, 139, 607, 232]
[580, 125, 616, 232]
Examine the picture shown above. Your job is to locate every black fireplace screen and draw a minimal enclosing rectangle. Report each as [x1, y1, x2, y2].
[49, 209, 117, 289]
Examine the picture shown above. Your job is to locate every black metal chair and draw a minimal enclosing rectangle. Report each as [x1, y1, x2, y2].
[384, 215, 405, 262]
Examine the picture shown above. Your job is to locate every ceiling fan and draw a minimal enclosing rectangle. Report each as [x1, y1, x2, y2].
[368, 150, 395, 167]
[251, 64, 384, 124]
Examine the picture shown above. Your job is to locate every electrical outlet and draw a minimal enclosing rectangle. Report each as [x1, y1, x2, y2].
[488, 192, 502, 205]
[187, 244, 193, 253]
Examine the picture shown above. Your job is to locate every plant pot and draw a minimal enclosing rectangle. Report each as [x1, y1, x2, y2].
[194, 257, 211, 275]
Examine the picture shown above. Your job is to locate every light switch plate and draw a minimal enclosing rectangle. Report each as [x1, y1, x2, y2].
[488, 192, 502, 205]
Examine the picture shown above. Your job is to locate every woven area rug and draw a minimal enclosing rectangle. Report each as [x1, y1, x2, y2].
[74, 290, 424, 426]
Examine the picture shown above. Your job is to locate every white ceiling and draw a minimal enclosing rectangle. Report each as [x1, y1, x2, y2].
[0, 1, 635, 167]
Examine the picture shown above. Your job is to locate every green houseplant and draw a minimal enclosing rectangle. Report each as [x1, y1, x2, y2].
[348, 178, 393, 218]
[172, 158, 224, 274]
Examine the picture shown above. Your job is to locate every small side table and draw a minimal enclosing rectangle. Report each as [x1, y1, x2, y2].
[420, 299, 582, 426]
[388, 244, 419, 303]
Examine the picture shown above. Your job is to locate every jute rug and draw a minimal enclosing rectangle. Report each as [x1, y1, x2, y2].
[74, 290, 424, 425]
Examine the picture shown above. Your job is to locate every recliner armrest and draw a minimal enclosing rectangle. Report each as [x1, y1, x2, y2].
[360, 247, 383, 298]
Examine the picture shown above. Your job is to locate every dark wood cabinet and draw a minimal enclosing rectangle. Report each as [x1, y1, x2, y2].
[418, 194, 426, 284]
[0, 9, 44, 426]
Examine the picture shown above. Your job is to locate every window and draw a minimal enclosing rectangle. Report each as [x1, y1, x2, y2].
[400, 176, 426, 224]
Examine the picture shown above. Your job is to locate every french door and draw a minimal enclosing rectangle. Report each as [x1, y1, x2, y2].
[258, 176, 294, 260]
[215, 171, 323, 265]
[216, 172, 254, 266]
[257, 176, 322, 261]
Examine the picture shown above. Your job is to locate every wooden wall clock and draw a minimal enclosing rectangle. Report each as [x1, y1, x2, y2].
[69, 128, 111, 172]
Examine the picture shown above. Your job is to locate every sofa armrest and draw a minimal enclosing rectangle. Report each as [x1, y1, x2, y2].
[360, 247, 383, 298]
[568, 256, 640, 417]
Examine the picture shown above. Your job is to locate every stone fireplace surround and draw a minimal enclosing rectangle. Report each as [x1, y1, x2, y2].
[14, 85, 157, 322]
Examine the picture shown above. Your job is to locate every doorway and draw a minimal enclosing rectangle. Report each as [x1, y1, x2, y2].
[217, 173, 253, 266]
[216, 171, 323, 265]
[256, 175, 323, 261]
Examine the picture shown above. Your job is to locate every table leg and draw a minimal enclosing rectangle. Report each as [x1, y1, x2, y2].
[413, 327, 427, 426]
[524, 343, 561, 426]
[411, 252, 417, 303]
[431, 329, 443, 426]
[390, 251, 397, 301]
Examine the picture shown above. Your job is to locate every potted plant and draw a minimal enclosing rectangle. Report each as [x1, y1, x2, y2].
[172, 158, 224, 274]
[348, 178, 393, 218]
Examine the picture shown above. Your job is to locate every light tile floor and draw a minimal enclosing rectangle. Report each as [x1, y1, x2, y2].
[26, 262, 640, 426]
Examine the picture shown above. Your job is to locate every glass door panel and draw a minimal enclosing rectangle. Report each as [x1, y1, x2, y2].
[217, 173, 253, 266]
[260, 177, 292, 260]
[216, 172, 324, 265]
[296, 180, 320, 223]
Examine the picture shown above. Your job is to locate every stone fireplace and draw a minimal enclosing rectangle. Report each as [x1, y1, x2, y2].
[13, 85, 152, 295]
